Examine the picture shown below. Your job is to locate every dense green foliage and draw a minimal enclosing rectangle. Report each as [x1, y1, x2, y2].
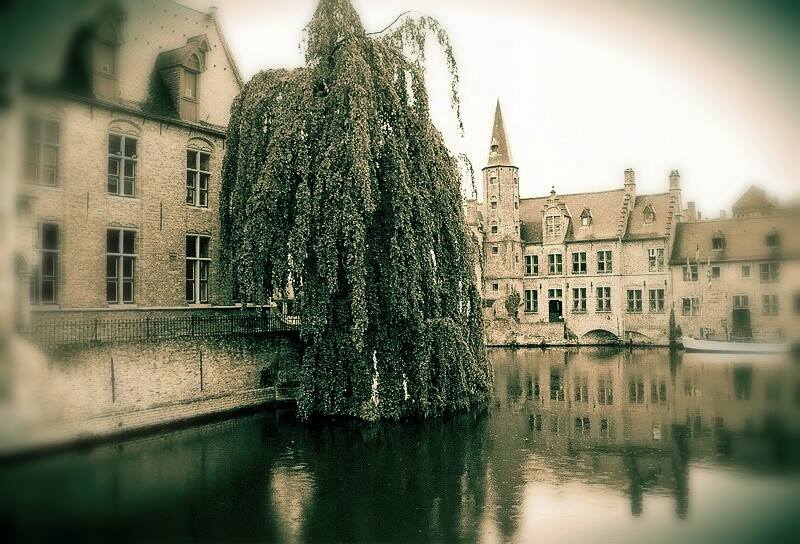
[220, 0, 490, 420]
[505, 289, 520, 321]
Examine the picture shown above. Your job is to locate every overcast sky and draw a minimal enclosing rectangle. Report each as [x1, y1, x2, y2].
[184, 0, 799, 216]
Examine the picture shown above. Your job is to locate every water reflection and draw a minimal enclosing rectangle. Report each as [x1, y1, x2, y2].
[1, 348, 800, 543]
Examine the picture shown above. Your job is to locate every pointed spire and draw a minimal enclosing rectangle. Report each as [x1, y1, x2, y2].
[486, 99, 514, 168]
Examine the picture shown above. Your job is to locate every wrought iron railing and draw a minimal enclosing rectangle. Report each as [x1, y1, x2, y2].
[24, 313, 300, 349]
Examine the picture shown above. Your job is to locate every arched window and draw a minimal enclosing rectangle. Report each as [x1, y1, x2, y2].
[643, 204, 655, 224]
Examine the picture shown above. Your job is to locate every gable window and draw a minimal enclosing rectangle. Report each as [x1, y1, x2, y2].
[597, 250, 612, 274]
[95, 41, 116, 78]
[648, 289, 665, 312]
[545, 213, 561, 236]
[759, 262, 779, 283]
[596, 286, 611, 312]
[682, 297, 700, 316]
[524, 254, 538, 276]
[183, 70, 198, 100]
[572, 252, 587, 274]
[108, 134, 137, 197]
[107, 229, 136, 304]
[580, 209, 592, 227]
[683, 263, 698, 281]
[648, 248, 664, 272]
[626, 289, 643, 313]
[524, 289, 538, 313]
[186, 150, 210, 207]
[548, 253, 563, 275]
[572, 288, 586, 312]
[765, 232, 780, 249]
[643, 204, 655, 224]
[186, 235, 211, 304]
[31, 223, 60, 304]
[24, 117, 59, 186]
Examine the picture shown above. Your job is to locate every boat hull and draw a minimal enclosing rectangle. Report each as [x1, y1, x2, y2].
[681, 336, 790, 354]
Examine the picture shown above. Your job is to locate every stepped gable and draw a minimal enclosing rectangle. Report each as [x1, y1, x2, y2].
[670, 213, 800, 264]
[518, 189, 626, 243]
[624, 193, 671, 240]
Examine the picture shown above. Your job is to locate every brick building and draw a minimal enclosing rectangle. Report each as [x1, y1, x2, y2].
[670, 194, 800, 344]
[9, 0, 243, 327]
[465, 102, 684, 345]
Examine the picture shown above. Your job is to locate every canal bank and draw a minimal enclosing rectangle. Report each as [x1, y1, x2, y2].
[0, 333, 302, 460]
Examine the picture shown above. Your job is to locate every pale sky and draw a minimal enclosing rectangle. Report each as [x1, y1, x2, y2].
[184, 0, 800, 216]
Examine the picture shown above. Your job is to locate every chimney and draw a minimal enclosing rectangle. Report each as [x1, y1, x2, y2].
[207, 6, 218, 19]
[624, 168, 635, 192]
[686, 201, 696, 222]
[669, 170, 683, 222]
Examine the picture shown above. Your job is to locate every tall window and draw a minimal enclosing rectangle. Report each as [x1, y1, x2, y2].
[107, 229, 136, 304]
[572, 288, 586, 312]
[628, 380, 645, 403]
[186, 150, 210, 207]
[550, 372, 565, 401]
[490, 221, 498, 235]
[626, 289, 642, 313]
[186, 235, 211, 304]
[596, 286, 611, 312]
[524, 289, 538, 313]
[762, 295, 778, 316]
[524, 254, 538, 276]
[683, 263, 698, 281]
[183, 70, 198, 100]
[651, 381, 667, 404]
[574, 376, 589, 402]
[545, 214, 561, 235]
[32, 223, 59, 304]
[24, 117, 59, 186]
[648, 248, 664, 272]
[682, 297, 700, 316]
[598, 377, 613, 405]
[649, 289, 665, 312]
[597, 250, 612, 274]
[548, 253, 562, 275]
[765, 232, 779, 249]
[572, 252, 587, 274]
[759, 262, 779, 283]
[108, 134, 137, 197]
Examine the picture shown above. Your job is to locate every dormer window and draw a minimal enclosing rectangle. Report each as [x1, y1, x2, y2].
[90, 10, 123, 100]
[712, 234, 726, 251]
[545, 208, 562, 236]
[643, 204, 655, 224]
[95, 41, 116, 78]
[580, 208, 592, 227]
[183, 69, 198, 100]
[766, 231, 780, 249]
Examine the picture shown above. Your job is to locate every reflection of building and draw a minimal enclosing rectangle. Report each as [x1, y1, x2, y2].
[10, 1, 242, 329]
[669, 191, 800, 343]
[465, 103, 683, 346]
[491, 348, 800, 518]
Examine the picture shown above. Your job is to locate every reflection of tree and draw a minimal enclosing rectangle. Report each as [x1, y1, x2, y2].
[671, 425, 690, 519]
[294, 413, 490, 543]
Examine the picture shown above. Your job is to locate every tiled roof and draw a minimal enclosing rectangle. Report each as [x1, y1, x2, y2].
[732, 185, 776, 213]
[518, 189, 627, 243]
[670, 213, 800, 264]
[624, 193, 671, 240]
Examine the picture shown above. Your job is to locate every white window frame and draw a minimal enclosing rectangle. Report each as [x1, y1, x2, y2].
[524, 289, 538, 313]
[186, 235, 211, 304]
[572, 287, 586, 312]
[597, 250, 612, 274]
[106, 228, 136, 304]
[648, 248, 664, 272]
[524, 254, 538, 276]
[596, 286, 611, 312]
[186, 149, 211, 207]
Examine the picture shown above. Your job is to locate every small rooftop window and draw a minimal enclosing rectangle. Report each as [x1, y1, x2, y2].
[643, 204, 655, 224]
[712, 234, 726, 251]
[766, 231, 780, 249]
[580, 208, 592, 227]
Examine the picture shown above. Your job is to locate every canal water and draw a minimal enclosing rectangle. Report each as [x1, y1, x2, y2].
[2, 348, 800, 543]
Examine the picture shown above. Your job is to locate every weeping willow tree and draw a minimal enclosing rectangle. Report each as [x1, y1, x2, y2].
[220, 0, 490, 420]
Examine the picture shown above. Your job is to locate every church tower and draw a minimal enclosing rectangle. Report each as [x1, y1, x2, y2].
[482, 100, 522, 303]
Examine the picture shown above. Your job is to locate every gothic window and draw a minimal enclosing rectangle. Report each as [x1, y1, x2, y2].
[643, 204, 655, 224]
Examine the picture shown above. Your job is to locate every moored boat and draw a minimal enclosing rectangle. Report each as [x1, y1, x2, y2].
[681, 335, 791, 354]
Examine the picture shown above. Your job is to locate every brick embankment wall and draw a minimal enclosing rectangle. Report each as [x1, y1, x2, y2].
[0, 335, 300, 457]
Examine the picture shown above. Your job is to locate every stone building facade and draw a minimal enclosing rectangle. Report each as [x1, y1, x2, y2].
[669, 193, 800, 344]
[466, 102, 684, 346]
[11, 0, 243, 327]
